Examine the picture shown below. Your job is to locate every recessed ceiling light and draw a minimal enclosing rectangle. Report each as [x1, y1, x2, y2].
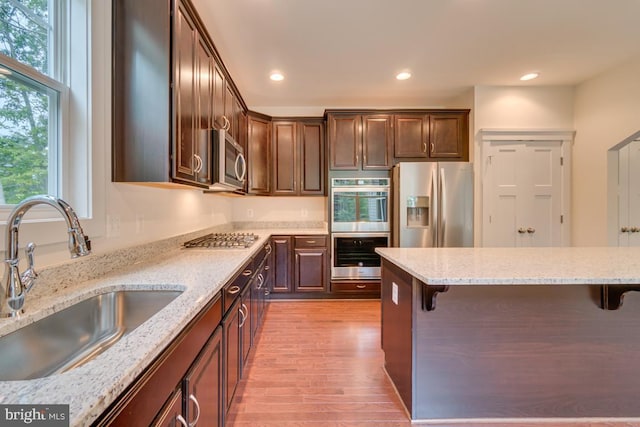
[270, 72, 284, 81]
[520, 72, 539, 81]
[396, 72, 411, 81]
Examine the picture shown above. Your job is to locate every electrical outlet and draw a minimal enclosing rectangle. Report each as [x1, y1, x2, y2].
[301, 208, 308, 218]
[247, 209, 254, 218]
[392, 282, 399, 305]
[135, 214, 144, 234]
[107, 215, 121, 238]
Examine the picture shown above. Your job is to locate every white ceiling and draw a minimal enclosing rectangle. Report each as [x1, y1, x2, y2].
[193, 0, 640, 111]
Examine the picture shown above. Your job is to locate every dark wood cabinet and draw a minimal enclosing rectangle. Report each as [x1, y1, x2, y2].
[394, 113, 429, 158]
[247, 113, 272, 195]
[152, 388, 184, 427]
[271, 118, 325, 196]
[294, 236, 328, 292]
[240, 283, 252, 372]
[328, 113, 392, 170]
[183, 325, 223, 427]
[271, 236, 293, 293]
[394, 111, 469, 161]
[112, 0, 245, 189]
[224, 298, 241, 416]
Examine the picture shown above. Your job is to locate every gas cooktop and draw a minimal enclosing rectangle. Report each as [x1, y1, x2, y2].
[183, 232, 259, 249]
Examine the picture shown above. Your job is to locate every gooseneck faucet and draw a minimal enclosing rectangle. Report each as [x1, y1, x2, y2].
[1, 195, 91, 318]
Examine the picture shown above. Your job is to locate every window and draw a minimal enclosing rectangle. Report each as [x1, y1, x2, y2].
[0, 0, 65, 205]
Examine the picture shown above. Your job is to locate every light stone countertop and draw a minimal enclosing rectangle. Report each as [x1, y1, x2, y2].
[376, 246, 640, 285]
[0, 226, 327, 426]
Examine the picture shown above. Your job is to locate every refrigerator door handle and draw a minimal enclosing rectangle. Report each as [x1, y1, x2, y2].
[439, 167, 446, 247]
[431, 168, 438, 248]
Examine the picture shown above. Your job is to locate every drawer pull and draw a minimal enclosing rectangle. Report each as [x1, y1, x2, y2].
[306, 240, 317, 244]
[227, 285, 240, 295]
[176, 414, 188, 427]
[242, 269, 253, 276]
[264, 265, 270, 271]
[356, 284, 366, 289]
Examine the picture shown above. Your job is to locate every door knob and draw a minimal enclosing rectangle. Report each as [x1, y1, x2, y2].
[527, 227, 536, 234]
[517, 228, 526, 234]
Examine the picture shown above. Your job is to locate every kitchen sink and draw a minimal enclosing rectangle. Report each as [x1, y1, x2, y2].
[0, 289, 183, 381]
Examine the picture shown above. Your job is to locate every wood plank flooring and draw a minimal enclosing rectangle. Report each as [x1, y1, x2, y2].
[226, 300, 638, 427]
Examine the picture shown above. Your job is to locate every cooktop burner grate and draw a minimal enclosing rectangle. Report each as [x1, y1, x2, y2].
[183, 232, 259, 249]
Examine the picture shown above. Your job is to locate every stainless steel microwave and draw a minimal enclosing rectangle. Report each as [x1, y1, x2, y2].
[210, 129, 246, 192]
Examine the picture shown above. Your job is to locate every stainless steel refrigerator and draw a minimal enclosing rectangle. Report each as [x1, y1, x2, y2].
[392, 162, 473, 247]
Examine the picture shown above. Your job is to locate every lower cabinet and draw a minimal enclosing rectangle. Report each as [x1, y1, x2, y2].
[98, 241, 272, 427]
[271, 235, 328, 297]
[294, 236, 328, 292]
[154, 325, 223, 426]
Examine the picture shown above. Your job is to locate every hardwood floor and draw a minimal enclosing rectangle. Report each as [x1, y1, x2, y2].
[226, 300, 638, 427]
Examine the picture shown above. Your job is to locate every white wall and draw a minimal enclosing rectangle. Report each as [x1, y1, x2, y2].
[572, 56, 640, 246]
[233, 197, 326, 223]
[472, 85, 575, 246]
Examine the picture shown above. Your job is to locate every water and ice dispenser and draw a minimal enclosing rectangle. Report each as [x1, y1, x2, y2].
[406, 196, 429, 227]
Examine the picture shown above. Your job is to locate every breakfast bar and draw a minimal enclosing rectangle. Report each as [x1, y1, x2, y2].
[376, 247, 640, 423]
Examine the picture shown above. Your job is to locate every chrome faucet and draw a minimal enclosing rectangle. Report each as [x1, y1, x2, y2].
[1, 195, 91, 318]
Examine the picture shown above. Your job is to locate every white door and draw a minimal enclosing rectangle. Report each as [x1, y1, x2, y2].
[618, 140, 640, 246]
[483, 140, 564, 247]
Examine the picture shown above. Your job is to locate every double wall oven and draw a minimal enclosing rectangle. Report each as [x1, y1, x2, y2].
[330, 178, 390, 280]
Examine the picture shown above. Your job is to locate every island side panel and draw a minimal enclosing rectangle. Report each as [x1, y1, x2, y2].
[412, 283, 640, 420]
[381, 260, 415, 416]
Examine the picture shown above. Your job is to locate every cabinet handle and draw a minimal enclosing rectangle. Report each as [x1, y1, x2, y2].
[430, 142, 435, 153]
[356, 284, 366, 289]
[265, 244, 272, 254]
[188, 394, 200, 427]
[193, 154, 203, 173]
[257, 273, 264, 289]
[227, 285, 240, 295]
[176, 414, 188, 427]
[222, 115, 231, 131]
[242, 269, 253, 276]
[264, 265, 270, 271]
[239, 303, 248, 328]
[306, 240, 317, 244]
[422, 142, 427, 153]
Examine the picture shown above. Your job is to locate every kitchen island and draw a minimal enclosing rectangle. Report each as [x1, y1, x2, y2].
[376, 247, 640, 424]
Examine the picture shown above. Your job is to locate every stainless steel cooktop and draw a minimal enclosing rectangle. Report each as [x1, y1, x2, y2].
[183, 232, 259, 249]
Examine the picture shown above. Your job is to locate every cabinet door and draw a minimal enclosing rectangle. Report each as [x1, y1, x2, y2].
[272, 121, 297, 195]
[184, 326, 223, 427]
[362, 114, 392, 170]
[429, 113, 467, 160]
[271, 236, 292, 293]
[224, 299, 241, 414]
[173, 4, 197, 181]
[240, 284, 252, 375]
[294, 248, 327, 292]
[328, 114, 360, 170]
[247, 115, 272, 194]
[151, 388, 185, 427]
[299, 120, 325, 195]
[194, 35, 212, 185]
[394, 114, 429, 158]
[225, 84, 236, 139]
[213, 64, 225, 130]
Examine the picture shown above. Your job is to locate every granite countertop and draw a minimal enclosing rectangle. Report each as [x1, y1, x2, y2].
[0, 226, 327, 426]
[376, 246, 640, 285]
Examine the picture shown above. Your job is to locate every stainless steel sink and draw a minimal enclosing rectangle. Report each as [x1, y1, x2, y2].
[0, 289, 182, 381]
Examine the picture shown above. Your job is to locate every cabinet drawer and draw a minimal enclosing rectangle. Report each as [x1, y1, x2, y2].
[294, 235, 327, 248]
[331, 281, 381, 294]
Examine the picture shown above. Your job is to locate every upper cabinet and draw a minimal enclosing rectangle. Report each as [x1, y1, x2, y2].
[247, 113, 272, 195]
[394, 111, 469, 161]
[272, 118, 325, 196]
[112, 0, 246, 188]
[327, 113, 392, 170]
